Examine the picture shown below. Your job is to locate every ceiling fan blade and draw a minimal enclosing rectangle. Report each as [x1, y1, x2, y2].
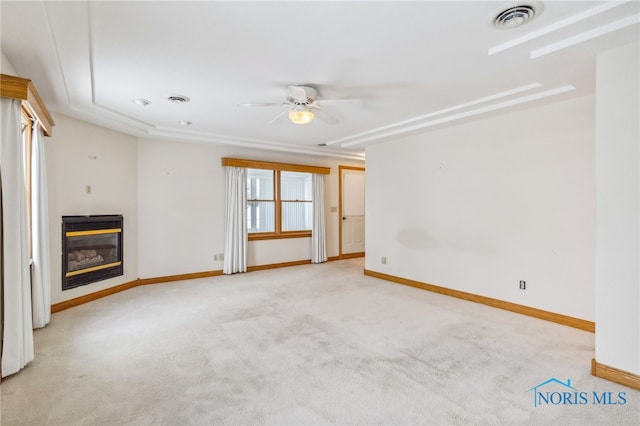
[268, 110, 289, 124]
[314, 109, 339, 125]
[237, 102, 286, 107]
[316, 99, 362, 107]
[288, 86, 308, 102]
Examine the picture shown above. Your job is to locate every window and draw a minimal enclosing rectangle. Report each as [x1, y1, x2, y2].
[246, 169, 312, 238]
[247, 168, 275, 233]
[280, 171, 312, 232]
[221, 158, 330, 241]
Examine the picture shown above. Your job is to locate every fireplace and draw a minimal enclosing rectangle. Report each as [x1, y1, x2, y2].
[62, 215, 123, 290]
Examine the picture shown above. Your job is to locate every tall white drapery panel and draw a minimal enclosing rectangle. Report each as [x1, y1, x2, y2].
[31, 122, 51, 329]
[311, 173, 327, 263]
[223, 166, 247, 274]
[0, 98, 34, 377]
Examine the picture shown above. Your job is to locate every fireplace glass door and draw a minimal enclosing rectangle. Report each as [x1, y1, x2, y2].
[62, 215, 123, 290]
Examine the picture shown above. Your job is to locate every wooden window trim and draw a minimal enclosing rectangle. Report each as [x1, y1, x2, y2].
[248, 231, 312, 241]
[240, 162, 318, 240]
[222, 157, 330, 175]
[1, 73, 55, 136]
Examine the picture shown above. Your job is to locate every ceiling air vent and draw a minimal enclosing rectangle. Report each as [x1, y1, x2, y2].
[492, 3, 541, 29]
[167, 95, 190, 104]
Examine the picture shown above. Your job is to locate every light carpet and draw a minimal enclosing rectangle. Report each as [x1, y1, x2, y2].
[1, 258, 637, 425]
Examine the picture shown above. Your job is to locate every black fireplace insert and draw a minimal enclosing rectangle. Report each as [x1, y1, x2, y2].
[62, 215, 123, 290]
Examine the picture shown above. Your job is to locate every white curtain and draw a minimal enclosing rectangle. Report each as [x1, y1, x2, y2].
[31, 122, 51, 329]
[0, 98, 34, 377]
[223, 166, 247, 274]
[311, 173, 327, 263]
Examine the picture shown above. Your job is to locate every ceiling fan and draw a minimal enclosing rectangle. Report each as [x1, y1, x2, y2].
[238, 85, 362, 125]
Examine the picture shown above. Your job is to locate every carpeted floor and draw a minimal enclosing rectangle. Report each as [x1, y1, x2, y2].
[1, 258, 638, 425]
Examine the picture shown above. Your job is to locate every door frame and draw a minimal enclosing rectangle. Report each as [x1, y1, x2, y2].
[338, 165, 366, 259]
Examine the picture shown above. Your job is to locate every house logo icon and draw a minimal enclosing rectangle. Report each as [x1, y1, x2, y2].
[527, 378, 627, 407]
[527, 378, 579, 407]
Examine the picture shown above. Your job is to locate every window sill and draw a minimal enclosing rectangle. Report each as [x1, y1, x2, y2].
[248, 232, 312, 241]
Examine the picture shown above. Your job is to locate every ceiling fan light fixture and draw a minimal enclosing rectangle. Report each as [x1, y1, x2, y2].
[289, 109, 315, 125]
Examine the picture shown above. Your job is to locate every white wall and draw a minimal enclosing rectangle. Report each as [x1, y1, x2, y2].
[47, 114, 138, 304]
[366, 95, 595, 321]
[595, 42, 639, 375]
[137, 138, 363, 278]
[1, 50, 17, 74]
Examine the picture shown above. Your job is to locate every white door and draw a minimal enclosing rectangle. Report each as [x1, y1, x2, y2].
[341, 168, 365, 255]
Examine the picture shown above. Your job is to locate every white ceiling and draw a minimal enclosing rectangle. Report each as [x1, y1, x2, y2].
[2, 1, 639, 160]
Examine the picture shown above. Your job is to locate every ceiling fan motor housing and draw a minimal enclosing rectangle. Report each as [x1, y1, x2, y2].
[288, 86, 318, 106]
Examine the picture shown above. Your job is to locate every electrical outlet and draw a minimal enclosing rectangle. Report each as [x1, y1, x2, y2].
[213, 254, 218, 261]
[85, 185, 92, 194]
[519, 280, 526, 290]
[381, 256, 387, 264]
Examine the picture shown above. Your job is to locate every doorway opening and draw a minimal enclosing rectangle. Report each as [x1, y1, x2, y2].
[339, 166, 365, 259]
